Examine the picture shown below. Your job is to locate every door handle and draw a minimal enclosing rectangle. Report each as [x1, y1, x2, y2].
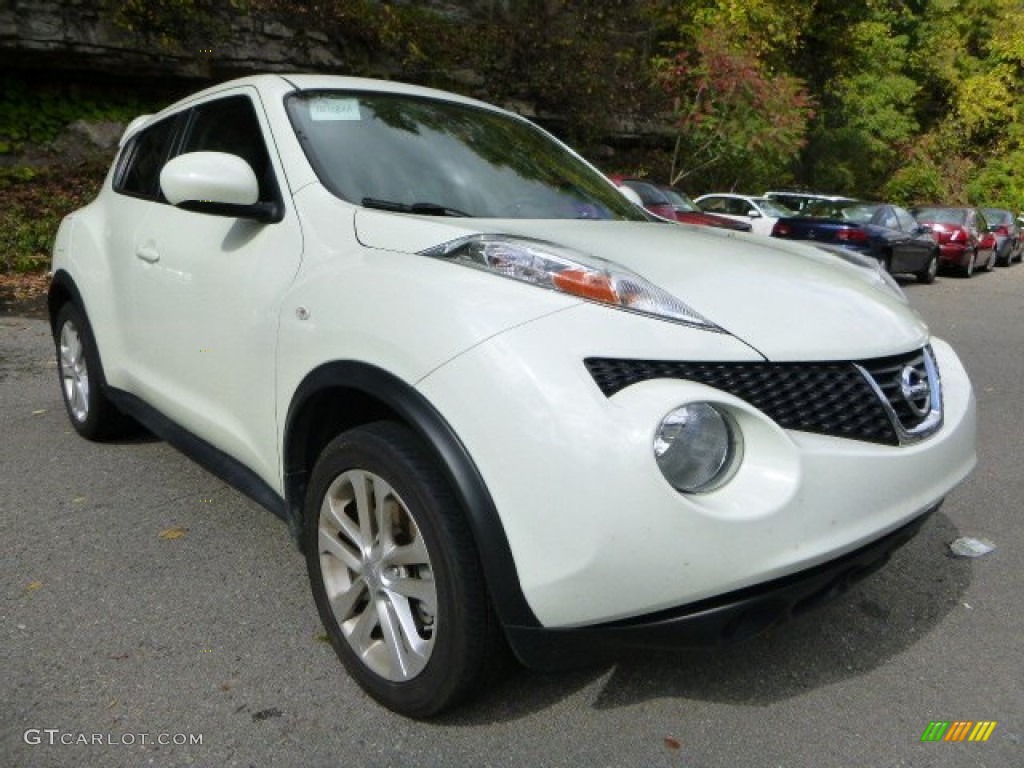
[136, 246, 160, 263]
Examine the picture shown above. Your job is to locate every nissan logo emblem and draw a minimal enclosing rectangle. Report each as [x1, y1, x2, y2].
[900, 364, 931, 418]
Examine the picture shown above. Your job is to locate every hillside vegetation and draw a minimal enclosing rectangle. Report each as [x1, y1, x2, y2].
[3, 0, 1023, 277]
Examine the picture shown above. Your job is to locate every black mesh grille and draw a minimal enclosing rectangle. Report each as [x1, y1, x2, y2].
[584, 350, 937, 446]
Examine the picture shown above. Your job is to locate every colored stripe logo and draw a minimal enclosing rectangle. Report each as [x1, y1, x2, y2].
[921, 721, 997, 742]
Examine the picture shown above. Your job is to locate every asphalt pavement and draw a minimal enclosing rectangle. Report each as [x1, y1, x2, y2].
[2, 264, 1022, 768]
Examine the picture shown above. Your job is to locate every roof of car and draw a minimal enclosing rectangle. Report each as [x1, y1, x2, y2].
[695, 193, 771, 202]
[120, 73, 513, 144]
[764, 191, 853, 200]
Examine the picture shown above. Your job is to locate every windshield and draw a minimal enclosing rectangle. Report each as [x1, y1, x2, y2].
[803, 201, 880, 223]
[753, 198, 796, 217]
[660, 188, 700, 212]
[285, 91, 646, 220]
[981, 208, 1011, 225]
[912, 207, 967, 225]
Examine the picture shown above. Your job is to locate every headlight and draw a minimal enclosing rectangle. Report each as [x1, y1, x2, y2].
[420, 235, 723, 330]
[654, 403, 742, 493]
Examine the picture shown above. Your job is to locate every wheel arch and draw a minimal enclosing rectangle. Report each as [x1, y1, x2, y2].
[47, 270, 113, 392]
[283, 360, 540, 630]
[47, 269, 84, 332]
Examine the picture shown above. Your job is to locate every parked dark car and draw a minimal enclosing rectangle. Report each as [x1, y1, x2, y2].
[771, 200, 939, 283]
[979, 208, 1022, 266]
[658, 186, 752, 231]
[910, 205, 997, 277]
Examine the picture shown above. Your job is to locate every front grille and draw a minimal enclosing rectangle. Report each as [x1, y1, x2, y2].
[585, 348, 941, 446]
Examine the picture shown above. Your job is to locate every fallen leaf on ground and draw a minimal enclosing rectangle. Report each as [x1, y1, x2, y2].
[158, 526, 189, 540]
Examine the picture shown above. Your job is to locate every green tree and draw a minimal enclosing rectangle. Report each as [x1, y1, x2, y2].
[656, 15, 813, 191]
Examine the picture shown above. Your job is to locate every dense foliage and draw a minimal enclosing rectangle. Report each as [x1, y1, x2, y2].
[3, 0, 1024, 277]
[234, 0, 1024, 206]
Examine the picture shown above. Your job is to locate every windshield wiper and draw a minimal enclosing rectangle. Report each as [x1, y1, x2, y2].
[361, 197, 471, 217]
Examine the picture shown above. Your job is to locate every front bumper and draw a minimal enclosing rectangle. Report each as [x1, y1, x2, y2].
[417, 303, 976, 633]
[506, 504, 936, 669]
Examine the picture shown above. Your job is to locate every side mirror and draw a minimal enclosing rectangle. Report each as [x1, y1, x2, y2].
[747, 209, 762, 218]
[160, 151, 280, 223]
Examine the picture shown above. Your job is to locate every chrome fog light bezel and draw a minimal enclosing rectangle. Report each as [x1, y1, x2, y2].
[654, 403, 743, 493]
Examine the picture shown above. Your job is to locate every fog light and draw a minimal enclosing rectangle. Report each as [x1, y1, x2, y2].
[654, 403, 741, 493]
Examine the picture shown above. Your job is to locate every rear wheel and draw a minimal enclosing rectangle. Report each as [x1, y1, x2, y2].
[916, 250, 938, 284]
[53, 303, 135, 440]
[962, 250, 976, 278]
[304, 422, 505, 718]
[983, 247, 997, 271]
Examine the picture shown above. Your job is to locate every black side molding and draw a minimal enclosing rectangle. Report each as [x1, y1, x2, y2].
[105, 388, 288, 522]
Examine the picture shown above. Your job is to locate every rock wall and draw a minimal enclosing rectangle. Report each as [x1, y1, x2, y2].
[1, 0, 357, 80]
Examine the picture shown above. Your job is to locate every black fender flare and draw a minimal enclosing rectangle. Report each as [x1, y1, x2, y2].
[47, 269, 85, 331]
[284, 361, 540, 630]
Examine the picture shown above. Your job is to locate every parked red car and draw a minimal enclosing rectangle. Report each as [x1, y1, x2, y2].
[910, 205, 997, 277]
[658, 186, 752, 231]
[611, 177, 752, 231]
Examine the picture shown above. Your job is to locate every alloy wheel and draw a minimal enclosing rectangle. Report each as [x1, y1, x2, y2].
[59, 319, 90, 423]
[317, 468, 436, 682]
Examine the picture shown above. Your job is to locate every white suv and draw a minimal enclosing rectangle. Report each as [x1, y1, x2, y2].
[49, 74, 977, 717]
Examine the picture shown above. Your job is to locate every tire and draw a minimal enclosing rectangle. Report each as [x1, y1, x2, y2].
[983, 247, 997, 271]
[53, 303, 135, 440]
[962, 250, 976, 278]
[916, 251, 938, 284]
[304, 422, 505, 718]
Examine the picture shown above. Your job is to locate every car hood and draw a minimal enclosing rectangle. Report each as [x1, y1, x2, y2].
[354, 211, 929, 361]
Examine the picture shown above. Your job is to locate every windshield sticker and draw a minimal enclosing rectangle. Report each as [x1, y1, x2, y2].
[309, 97, 361, 122]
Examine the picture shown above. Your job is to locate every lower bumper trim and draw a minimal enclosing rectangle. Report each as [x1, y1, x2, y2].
[506, 503, 939, 670]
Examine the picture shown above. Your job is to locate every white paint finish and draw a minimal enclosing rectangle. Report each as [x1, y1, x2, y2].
[160, 151, 260, 206]
[417, 321, 976, 627]
[354, 213, 928, 361]
[52, 74, 977, 634]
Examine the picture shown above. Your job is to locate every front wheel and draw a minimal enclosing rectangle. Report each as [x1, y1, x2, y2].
[304, 422, 505, 718]
[916, 251, 938, 284]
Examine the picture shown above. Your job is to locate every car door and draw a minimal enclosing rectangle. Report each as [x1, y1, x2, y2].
[893, 205, 932, 273]
[104, 113, 184, 388]
[705, 196, 747, 228]
[872, 205, 909, 272]
[123, 89, 303, 486]
[973, 210, 996, 264]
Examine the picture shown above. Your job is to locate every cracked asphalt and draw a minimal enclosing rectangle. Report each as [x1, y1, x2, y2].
[2, 264, 1022, 768]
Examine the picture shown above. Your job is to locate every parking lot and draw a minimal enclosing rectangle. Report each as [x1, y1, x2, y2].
[2, 264, 1022, 768]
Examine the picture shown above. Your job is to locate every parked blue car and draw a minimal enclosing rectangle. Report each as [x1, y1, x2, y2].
[771, 200, 940, 283]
